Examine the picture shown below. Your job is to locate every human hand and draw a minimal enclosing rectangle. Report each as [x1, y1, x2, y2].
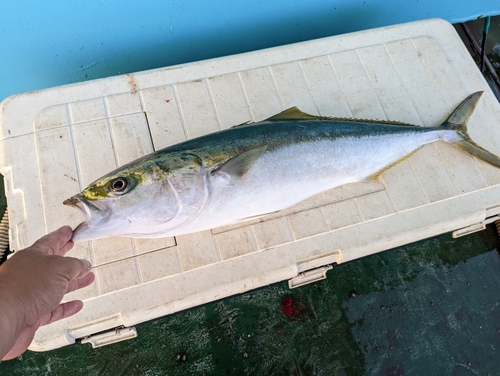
[0, 226, 94, 360]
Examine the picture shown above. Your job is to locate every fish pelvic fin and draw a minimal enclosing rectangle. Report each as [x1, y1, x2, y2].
[441, 91, 500, 168]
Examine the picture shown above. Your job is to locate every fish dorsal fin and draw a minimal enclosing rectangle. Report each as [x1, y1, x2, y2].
[215, 146, 267, 179]
[265, 107, 325, 121]
[265, 107, 418, 126]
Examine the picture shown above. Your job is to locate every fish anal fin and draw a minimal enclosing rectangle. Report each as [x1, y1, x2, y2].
[361, 149, 422, 183]
[230, 120, 251, 128]
[214, 145, 267, 179]
[360, 171, 384, 183]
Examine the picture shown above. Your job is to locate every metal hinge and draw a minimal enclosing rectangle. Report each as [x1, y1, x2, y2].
[452, 206, 500, 238]
[288, 249, 342, 289]
[80, 326, 137, 348]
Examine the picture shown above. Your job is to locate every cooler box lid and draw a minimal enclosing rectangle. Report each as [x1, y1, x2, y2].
[1, 18, 499, 351]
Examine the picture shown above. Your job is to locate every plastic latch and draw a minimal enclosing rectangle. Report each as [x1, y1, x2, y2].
[0, 167, 26, 227]
[288, 265, 333, 289]
[80, 326, 137, 348]
[288, 249, 342, 289]
[452, 211, 500, 238]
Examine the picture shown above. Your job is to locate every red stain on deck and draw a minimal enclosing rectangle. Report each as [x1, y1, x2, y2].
[280, 297, 304, 319]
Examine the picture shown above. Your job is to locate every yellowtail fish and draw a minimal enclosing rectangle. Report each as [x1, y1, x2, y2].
[64, 92, 500, 241]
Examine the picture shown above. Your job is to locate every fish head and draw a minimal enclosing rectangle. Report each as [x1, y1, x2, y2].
[63, 192, 128, 242]
[64, 169, 151, 241]
[64, 152, 208, 241]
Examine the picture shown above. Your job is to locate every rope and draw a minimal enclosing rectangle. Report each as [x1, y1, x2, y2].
[480, 16, 491, 73]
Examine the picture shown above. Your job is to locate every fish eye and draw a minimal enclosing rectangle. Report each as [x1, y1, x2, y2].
[110, 178, 128, 193]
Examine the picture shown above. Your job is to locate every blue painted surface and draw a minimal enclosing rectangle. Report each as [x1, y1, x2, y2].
[1, 1, 499, 102]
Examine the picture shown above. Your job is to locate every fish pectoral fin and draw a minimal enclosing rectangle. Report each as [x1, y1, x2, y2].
[214, 146, 267, 179]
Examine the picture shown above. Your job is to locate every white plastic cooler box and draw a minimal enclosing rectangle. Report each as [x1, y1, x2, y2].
[1, 19, 500, 351]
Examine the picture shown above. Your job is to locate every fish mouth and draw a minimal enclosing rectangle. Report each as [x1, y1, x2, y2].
[64, 195, 102, 221]
[63, 194, 128, 242]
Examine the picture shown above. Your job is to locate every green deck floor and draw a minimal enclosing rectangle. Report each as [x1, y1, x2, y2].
[1, 228, 499, 375]
[1, 17, 500, 375]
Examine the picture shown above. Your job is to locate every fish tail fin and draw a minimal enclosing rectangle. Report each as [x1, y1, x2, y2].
[441, 91, 500, 168]
[441, 91, 482, 138]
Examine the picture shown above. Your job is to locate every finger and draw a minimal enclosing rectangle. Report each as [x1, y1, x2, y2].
[32, 226, 74, 256]
[58, 238, 74, 256]
[65, 271, 95, 294]
[41, 300, 84, 327]
[58, 257, 93, 282]
[49, 226, 74, 256]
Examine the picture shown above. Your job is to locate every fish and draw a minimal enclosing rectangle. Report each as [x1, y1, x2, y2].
[64, 91, 500, 242]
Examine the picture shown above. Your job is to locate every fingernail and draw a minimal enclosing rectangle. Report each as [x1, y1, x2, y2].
[82, 259, 92, 268]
